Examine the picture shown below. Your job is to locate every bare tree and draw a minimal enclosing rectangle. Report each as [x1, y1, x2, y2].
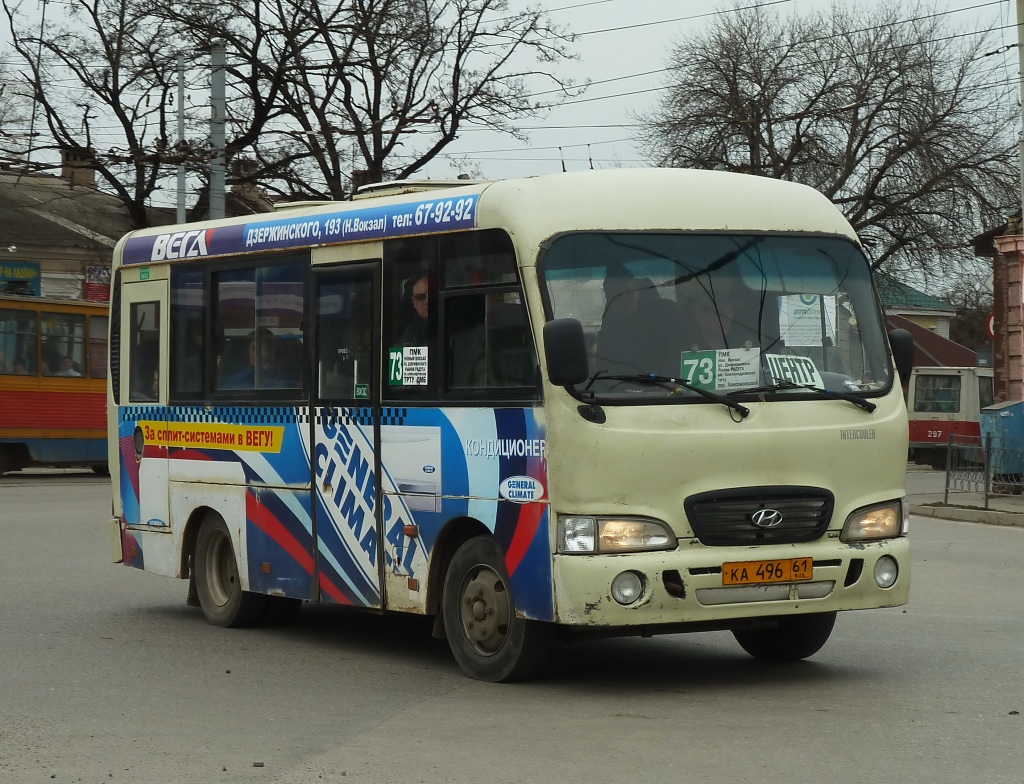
[5, 0, 311, 227]
[945, 269, 993, 351]
[636, 1, 1018, 277]
[154, 0, 321, 206]
[4, 0, 186, 228]
[257, 0, 579, 198]
[6, 0, 578, 217]
[0, 62, 31, 164]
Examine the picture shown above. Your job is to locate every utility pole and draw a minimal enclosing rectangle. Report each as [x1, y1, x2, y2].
[176, 55, 186, 223]
[26, 0, 48, 168]
[1018, 0, 1024, 217]
[209, 42, 226, 220]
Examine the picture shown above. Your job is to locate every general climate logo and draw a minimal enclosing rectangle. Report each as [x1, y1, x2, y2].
[499, 476, 544, 503]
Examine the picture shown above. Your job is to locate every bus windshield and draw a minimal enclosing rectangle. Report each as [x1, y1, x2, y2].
[541, 233, 892, 402]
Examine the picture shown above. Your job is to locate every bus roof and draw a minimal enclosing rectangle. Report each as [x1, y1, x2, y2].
[114, 168, 859, 268]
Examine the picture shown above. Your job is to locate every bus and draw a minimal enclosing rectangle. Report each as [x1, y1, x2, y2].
[108, 168, 913, 682]
[907, 366, 993, 469]
[0, 293, 108, 474]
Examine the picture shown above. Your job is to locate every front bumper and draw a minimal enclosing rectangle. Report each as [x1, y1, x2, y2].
[551, 537, 910, 627]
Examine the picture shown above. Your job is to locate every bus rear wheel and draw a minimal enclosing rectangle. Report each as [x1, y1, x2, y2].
[442, 536, 547, 682]
[732, 612, 836, 662]
[194, 514, 268, 628]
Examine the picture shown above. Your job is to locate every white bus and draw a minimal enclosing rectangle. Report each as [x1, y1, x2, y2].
[108, 168, 913, 681]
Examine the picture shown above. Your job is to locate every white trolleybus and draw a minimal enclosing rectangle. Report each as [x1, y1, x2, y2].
[109, 168, 914, 681]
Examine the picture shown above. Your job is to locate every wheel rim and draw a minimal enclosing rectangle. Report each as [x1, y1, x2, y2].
[458, 563, 511, 656]
[204, 528, 237, 608]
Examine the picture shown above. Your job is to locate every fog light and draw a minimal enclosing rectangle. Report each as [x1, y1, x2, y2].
[873, 556, 898, 588]
[611, 571, 644, 605]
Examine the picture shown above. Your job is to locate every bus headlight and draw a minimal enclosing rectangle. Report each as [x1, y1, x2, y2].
[558, 516, 676, 553]
[841, 501, 904, 542]
[560, 516, 597, 552]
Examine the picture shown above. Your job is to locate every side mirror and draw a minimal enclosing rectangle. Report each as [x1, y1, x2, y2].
[543, 318, 589, 387]
[888, 328, 913, 383]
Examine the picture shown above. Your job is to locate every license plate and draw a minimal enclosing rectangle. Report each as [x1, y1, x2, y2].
[722, 557, 813, 586]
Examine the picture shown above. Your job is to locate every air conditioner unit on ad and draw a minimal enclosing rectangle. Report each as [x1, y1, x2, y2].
[380, 425, 442, 512]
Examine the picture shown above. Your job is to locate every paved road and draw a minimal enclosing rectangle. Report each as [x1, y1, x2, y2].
[1, 472, 1021, 783]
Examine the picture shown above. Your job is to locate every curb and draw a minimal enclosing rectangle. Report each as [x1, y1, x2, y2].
[909, 504, 1024, 528]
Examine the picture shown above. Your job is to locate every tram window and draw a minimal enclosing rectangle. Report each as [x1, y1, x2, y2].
[41, 312, 86, 377]
[0, 309, 37, 375]
[913, 375, 961, 413]
[89, 316, 108, 379]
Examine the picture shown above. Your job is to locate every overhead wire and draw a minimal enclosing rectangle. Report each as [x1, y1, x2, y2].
[0, 0, 1014, 173]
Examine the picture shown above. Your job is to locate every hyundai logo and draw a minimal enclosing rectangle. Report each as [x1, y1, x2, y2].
[750, 508, 784, 529]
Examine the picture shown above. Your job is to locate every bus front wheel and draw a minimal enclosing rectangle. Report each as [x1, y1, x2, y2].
[732, 611, 836, 662]
[442, 536, 548, 682]
[194, 514, 268, 628]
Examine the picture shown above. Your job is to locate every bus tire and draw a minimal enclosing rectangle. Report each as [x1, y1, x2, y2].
[732, 611, 836, 662]
[442, 536, 548, 682]
[194, 514, 268, 628]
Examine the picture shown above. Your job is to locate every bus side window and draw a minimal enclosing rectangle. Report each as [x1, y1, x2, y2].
[129, 301, 160, 403]
[446, 294, 537, 390]
[211, 260, 304, 395]
[171, 268, 205, 398]
[486, 300, 536, 387]
[383, 237, 439, 400]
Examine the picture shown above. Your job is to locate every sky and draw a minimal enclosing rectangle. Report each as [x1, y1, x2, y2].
[419, 0, 1019, 181]
[0, 0, 1016, 191]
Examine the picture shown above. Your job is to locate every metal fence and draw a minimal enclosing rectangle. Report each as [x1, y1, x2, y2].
[945, 433, 1024, 507]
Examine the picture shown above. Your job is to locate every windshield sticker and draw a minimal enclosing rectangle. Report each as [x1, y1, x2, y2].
[680, 348, 760, 391]
[388, 346, 428, 386]
[765, 354, 823, 387]
[778, 294, 837, 347]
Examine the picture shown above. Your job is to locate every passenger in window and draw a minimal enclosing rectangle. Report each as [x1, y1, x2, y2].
[55, 356, 82, 377]
[679, 276, 753, 352]
[223, 328, 292, 389]
[399, 275, 434, 346]
[41, 338, 62, 375]
[595, 271, 677, 376]
[223, 331, 261, 388]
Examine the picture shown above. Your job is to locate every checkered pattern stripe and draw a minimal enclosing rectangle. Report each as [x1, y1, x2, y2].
[380, 407, 408, 426]
[121, 406, 310, 424]
[314, 407, 408, 426]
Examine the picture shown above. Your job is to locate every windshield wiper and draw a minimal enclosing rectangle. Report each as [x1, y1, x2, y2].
[584, 371, 750, 418]
[729, 379, 876, 413]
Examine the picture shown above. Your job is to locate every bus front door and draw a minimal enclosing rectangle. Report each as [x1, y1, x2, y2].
[118, 280, 169, 533]
[310, 265, 383, 609]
